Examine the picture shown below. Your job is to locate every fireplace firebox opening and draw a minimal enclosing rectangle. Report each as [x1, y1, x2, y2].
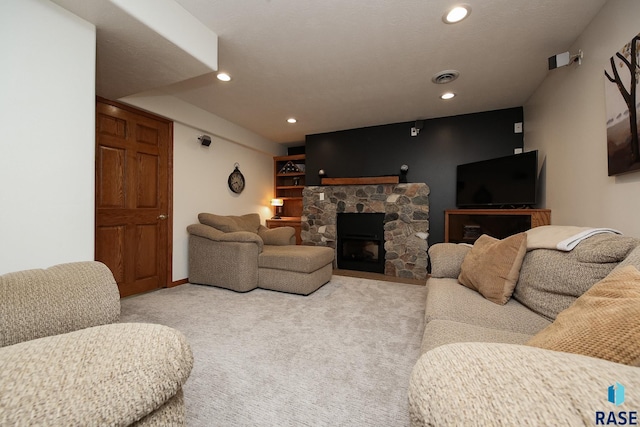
[337, 213, 385, 274]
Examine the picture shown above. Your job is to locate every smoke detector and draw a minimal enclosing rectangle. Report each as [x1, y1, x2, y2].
[431, 70, 460, 84]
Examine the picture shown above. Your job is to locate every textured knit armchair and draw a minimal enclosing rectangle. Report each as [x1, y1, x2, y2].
[188, 213, 334, 295]
[0, 261, 193, 426]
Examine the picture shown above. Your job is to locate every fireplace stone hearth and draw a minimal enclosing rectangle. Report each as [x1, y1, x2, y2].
[301, 183, 430, 280]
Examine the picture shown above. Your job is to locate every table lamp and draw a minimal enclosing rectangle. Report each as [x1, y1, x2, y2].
[271, 198, 284, 219]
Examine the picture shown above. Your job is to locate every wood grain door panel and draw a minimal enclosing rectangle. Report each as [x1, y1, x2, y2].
[136, 152, 159, 208]
[96, 99, 172, 297]
[135, 223, 159, 278]
[95, 225, 126, 283]
[97, 146, 126, 208]
[97, 113, 127, 139]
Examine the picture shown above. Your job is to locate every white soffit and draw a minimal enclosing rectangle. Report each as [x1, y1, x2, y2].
[109, 0, 218, 72]
[52, 0, 217, 100]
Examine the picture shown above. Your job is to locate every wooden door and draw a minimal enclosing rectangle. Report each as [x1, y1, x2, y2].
[95, 98, 172, 297]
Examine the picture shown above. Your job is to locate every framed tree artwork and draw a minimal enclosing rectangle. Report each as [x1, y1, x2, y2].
[605, 32, 640, 176]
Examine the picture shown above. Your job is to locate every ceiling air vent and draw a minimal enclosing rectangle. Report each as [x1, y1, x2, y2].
[431, 70, 460, 84]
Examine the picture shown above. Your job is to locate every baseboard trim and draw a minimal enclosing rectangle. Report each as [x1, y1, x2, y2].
[170, 278, 189, 288]
[332, 269, 427, 286]
[171, 273, 427, 288]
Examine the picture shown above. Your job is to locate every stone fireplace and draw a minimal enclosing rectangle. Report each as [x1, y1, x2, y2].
[301, 183, 430, 280]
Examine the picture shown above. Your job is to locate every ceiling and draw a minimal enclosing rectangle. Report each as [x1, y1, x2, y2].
[54, 0, 608, 145]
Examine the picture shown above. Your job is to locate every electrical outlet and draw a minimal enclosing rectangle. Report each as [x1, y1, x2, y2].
[319, 193, 324, 201]
[514, 148, 523, 154]
[514, 122, 523, 133]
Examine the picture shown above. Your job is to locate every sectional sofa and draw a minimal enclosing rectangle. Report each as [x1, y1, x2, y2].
[410, 228, 640, 426]
[0, 262, 193, 426]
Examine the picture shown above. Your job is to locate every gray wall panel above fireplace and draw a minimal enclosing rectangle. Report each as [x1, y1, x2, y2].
[305, 107, 525, 244]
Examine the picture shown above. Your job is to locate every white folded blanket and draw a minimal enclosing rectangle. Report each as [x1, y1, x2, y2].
[525, 225, 621, 251]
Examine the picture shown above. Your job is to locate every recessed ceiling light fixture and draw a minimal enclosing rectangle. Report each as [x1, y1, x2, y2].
[440, 92, 456, 100]
[216, 72, 231, 82]
[443, 5, 471, 24]
[287, 118, 297, 124]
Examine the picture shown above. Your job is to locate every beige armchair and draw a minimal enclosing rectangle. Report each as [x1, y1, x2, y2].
[188, 213, 334, 295]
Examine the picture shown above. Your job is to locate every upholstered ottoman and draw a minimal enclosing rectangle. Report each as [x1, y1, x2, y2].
[258, 245, 334, 295]
[188, 213, 335, 295]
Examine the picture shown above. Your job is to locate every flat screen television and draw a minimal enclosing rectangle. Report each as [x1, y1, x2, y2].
[456, 150, 538, 208]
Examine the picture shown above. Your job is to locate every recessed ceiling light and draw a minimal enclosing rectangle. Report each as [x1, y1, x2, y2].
[216, 72, 231, 82]
[287, 118, 297, 124]
[443, 5, 471, 24]
[440, 92, 456, 100]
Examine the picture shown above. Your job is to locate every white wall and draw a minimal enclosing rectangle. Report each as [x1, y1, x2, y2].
[524, 0, 640, 236]
[0, 0, 96, 274]
[120, 92, 286, 281]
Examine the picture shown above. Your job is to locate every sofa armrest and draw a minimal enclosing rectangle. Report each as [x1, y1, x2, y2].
[258, 226, 296, 245]
[187, 223, 264, 251]
[0, 323, 193, 426]
[409, 342, 640, 427]
[0, 261, 120, 348]
[428, 243, 471, 278]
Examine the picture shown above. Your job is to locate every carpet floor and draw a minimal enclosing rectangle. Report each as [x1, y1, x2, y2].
[120, 275, 428, 426]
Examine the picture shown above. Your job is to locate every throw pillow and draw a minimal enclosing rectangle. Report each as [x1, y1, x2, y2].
[526, 265, 640, 366]
[258, 227, 295, 246]
[233, 214, 261, 233]
[198, 213, 261, 233]
[458, 233, 528, 305]
[198, 213, 242, 233]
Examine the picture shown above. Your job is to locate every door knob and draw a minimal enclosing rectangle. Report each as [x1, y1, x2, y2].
[157, 214, 168, 220]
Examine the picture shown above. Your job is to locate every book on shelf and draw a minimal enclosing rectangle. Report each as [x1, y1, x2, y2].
[462, 225, 482, 240]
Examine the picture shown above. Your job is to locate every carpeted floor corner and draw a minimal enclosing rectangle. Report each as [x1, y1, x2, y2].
[120, 275, 428, 426]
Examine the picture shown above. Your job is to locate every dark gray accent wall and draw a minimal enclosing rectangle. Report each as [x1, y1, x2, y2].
[305, 107, 525, 244]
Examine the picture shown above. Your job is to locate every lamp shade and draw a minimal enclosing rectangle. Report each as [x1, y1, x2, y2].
[270, 198, 284, 207]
